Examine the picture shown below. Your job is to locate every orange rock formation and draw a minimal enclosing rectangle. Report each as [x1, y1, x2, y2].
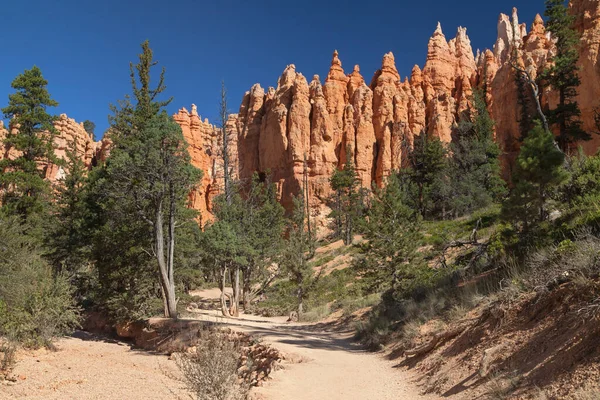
[173, 105, 238, 223]
[227, 1, 600, 217]
[0, 114, 102, 182]
[3, 1, 599, 224]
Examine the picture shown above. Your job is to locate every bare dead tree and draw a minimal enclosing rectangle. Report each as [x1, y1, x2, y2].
[510, 63, 550, 133]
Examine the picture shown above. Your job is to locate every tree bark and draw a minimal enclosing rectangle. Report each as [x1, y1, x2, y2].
[155, 204, 178, 319]
[219, 266, 229, 317]
[297, 286, 304, 320]
[242, 267, 252, 310]
[229, 266, 240, 317]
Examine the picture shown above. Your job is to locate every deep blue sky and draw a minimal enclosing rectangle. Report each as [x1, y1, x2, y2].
[1, 0, 544, 138]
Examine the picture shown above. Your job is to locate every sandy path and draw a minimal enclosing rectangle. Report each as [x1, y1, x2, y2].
[1, 331, 188, 400]
[2, 288, 436, 400]
[190, 289, 439, 400]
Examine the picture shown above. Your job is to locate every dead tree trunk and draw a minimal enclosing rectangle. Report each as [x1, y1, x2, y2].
[242, 267, 252, 310]
[154, 203, 178, 319]
[229, 267, 240, 317]
[219, 265, 229, 317]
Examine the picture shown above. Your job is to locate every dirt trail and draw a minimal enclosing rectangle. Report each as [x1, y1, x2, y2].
[1, 289, 437, 400]
[1, 331, 187, 400]
[190, 289, 439, 400]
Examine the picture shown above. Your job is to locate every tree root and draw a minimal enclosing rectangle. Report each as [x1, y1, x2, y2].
[405, 325, 467, 357]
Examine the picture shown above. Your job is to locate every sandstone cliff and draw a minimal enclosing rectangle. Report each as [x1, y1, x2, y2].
[3, 1, 599, 224]
[173, 105, 238, 223]
[227, 0, 600, 214]
[0, 114, 103, 182]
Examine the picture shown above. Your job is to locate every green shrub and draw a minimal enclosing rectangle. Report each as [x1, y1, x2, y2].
[0, 215, 81, 348]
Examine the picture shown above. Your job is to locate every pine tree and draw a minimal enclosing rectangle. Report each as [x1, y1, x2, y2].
[404, 133, 449, 218]
[502, 122, 568, 229]
[450, 90, 506, 216]
[47, 139, 90, 274]
[558, 149, 600, 218]
[83, 120, 96, 141]
[355, 173, 422, 293]
[240, 174, 285, 309]
[329, 146, 361, 245]
[218, 81, 234, 205]
[0, 66, 58, 223]
[201, 190, 251, 317]
[91, 41, 200, 319]
[542, 0, 589, 151]
[280, 195, 318, 318]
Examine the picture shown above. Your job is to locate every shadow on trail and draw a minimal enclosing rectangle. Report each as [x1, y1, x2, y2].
[71, 330, 125, 345]
[197, 317, 366, 354]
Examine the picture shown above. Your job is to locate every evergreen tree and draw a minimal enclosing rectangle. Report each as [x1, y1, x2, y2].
[203, 175, 286, 316]
[83, 120, 96, 141]
[280, 195, 318, 318]
[0, 66, 58, 223]
[355, 173, 422, 293]
[46, 139, 90, 276]
[201, 192, 251, 317]
[240, 174, 285, 309]
[91, 41, 200, 319]
[542, 0, 589, 151]
[502, 122, 568, 229]
[449, 90, 506, 216]
[218, 81, 234, 205]
[404, 133, 449, 218]
[558, 150, 600, 217]
[329, 146, 361, 245]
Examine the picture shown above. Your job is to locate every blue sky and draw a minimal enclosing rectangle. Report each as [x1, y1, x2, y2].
[1, 0, 544, 138]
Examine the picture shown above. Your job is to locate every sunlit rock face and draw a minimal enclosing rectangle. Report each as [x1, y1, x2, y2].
[0, 113, 101, 182]
[226, 3, 600, 214]
[173, 105, 238, 224]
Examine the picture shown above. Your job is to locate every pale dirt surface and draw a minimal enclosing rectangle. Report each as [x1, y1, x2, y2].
[0, 331, 189, 400]
[1, 287, 439, 400]
[188, 291, 441, 400]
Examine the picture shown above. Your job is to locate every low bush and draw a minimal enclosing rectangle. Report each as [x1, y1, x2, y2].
[0, 215, 81, 348]
[175, 331, 248, 400]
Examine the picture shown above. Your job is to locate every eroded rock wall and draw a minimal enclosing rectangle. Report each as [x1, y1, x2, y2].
[228, 0, 600, 213]
[0, 114, 103, 182]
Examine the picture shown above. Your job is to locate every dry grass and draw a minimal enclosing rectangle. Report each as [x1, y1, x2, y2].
[0, 341, 16, 379]
[485, 371, 521, 400]
[301, 304, 332, 322]
[174, 331, 248, 400]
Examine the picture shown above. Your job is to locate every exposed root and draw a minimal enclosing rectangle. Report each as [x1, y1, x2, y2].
[405, 324, 467, 357]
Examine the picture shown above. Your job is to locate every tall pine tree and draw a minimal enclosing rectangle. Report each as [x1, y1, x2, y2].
[503, 122, 568, 230]
[404, 133, 449, 218]
[542, 0, 589, 151]
[91, 41, 200, 319]
[329, 146, 361, 245]
[450, 90, 506, 216]
[280, 195, 318, 318]
[0, 66, 59, 224]
[355, 173, 422, 293]
[47, 138, 90, 274]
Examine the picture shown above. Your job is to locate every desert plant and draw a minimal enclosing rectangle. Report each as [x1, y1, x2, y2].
[0, 341, 16, 379]
[175, 331, 248, 400]
[485, 371, 521, 400]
